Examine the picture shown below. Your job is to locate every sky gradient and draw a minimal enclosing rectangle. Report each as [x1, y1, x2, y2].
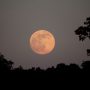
[0, 0, 90, 69]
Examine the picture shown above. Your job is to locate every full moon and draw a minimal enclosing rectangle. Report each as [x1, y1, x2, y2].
[30, 30, 55, 55]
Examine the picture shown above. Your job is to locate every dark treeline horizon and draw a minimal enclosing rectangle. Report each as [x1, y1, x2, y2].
[0, 53, 90, 87]
[0, 53, 90, 72]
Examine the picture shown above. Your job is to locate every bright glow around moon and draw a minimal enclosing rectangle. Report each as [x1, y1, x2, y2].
[30, 30, 55, 55]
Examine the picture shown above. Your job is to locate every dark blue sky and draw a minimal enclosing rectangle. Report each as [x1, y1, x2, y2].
[0, 0, 90, 69]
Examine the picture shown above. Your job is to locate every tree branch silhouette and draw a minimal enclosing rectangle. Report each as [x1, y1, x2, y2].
[75, 17, 90, 41]
[75, 17, 90, 56]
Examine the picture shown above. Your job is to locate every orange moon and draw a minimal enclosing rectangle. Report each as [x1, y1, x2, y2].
[30, 30, 55, 55]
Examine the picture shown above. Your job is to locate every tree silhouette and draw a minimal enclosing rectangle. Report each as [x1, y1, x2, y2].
[0, 53, 90, 73]
[0, 53, 13, 71]
[46, 66, 55, 72]
[81, 61, 90, 72]
[75, 17, 90, 56]
[13, 65, 23, 72]
[56, 63, 68, 72]
[75, 17, 90, 41]
[69, 64, 81, 72]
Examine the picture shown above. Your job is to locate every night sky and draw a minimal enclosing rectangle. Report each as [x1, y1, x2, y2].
[0, 0, 90, 69]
